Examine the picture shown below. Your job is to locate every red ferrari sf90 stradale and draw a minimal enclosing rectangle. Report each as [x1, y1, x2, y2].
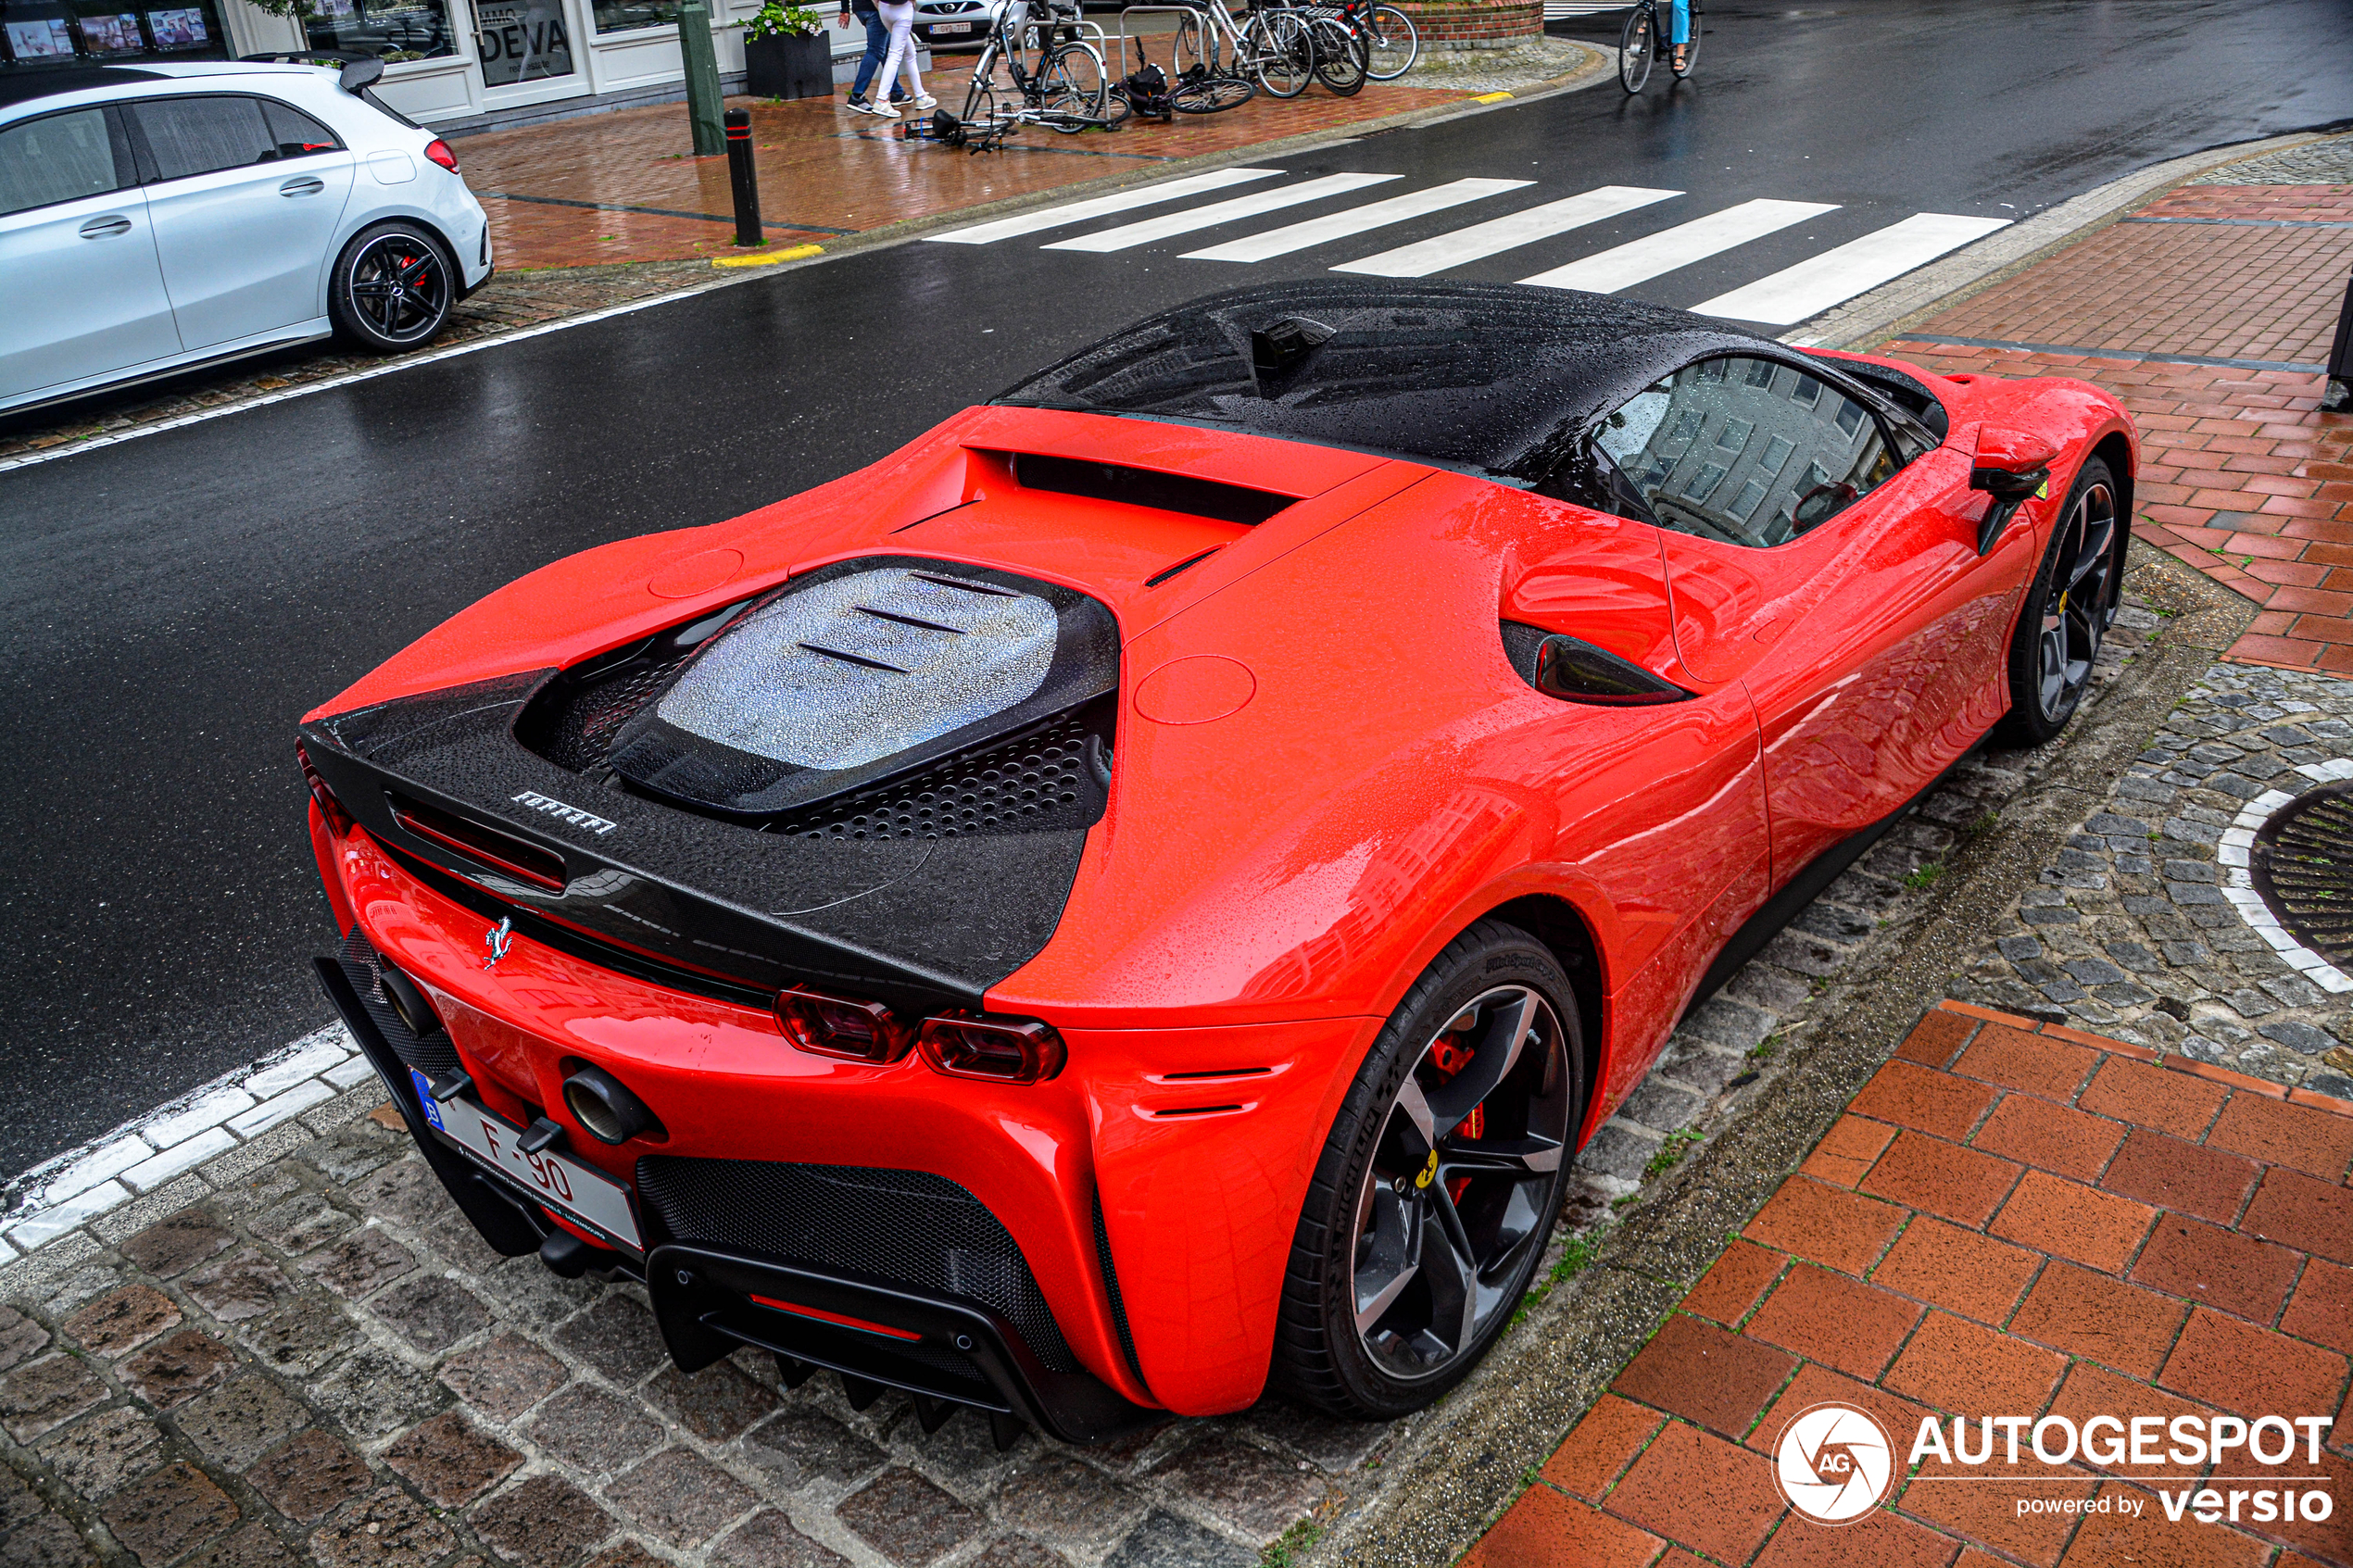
[300, 280, 2133, 1445]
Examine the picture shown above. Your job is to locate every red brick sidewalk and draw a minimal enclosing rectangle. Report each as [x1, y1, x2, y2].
[457, 66, 1469, 270]
[1879, 183, 2353, 675]
[1466, 1002, 2353, 1568]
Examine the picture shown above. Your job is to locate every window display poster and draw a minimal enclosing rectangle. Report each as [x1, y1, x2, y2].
[78, 11, 144, 50]
[5, 16, 74, 55]
[145, 6, 208, 44]
[475, 0, 573, 83]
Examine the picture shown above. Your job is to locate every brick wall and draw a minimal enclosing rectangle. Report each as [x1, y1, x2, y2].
[1393, 0, 1541, 48]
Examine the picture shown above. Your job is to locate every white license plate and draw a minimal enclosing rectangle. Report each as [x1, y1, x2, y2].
[411, 1070, 644, 1250]
[933, 21, 973, 31]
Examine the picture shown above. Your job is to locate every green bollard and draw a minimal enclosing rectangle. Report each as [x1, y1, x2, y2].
[678, 0, 725, 157]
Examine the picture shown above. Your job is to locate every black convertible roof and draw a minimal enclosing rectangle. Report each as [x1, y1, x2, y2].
[994, 279, 1781, 485]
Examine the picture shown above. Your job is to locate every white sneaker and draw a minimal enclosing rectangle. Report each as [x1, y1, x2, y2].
[870, 98, 901, 118]
[913, 94, 937, 109]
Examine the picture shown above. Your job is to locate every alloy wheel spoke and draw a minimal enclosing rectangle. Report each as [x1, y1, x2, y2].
[1353, 1185, 1421, 1332]
[1440, 1135, 1564, 1176]
[1416, 1181, 1481, 1354]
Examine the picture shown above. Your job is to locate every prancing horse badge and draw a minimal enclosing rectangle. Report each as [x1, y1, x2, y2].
[483, 917, 513, 971]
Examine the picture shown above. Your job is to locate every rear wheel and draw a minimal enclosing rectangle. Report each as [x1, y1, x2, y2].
[1271, 921, 1583, 1419]
[1310, 15, 1366, 94]
[329, 220, 455, 352]
[1618, 2, 1653, 93]
[1042, 40, 1106, 127]
[1994, 456, 2123, 746]
[1243, 10, 1312, 98]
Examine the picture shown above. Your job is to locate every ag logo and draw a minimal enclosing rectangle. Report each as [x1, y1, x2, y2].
[1772, 1402, 1894, 1525]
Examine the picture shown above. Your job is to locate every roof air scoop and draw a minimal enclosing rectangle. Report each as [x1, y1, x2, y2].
[603, 558, 1119, 822]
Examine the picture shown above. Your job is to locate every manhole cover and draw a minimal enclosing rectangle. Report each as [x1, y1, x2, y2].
[2252, 783, 2353, 966]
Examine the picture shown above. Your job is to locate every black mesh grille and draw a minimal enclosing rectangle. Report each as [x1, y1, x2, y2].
[524, 649, 695, 773]
[336, 930, 460, 1078]
[763, 711, 1099, 841]
[634, 1156, 1078, 1372]
[1092, 1194, 1144, 1386]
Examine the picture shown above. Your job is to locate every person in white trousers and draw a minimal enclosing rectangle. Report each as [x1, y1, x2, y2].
[866, 0, 935, 118]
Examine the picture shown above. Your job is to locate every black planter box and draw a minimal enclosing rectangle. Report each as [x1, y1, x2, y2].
[744, 31, 831, 99]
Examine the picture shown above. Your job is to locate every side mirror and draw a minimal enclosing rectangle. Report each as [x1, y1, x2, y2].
[339, 56, 385, 93]
[1969, 426, 2056, 554]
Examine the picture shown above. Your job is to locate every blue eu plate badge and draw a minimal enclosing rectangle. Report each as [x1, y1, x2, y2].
[410, 1070, 446, 1131]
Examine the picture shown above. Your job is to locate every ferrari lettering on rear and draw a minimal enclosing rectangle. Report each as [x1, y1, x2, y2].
[510, 789, 618, 834]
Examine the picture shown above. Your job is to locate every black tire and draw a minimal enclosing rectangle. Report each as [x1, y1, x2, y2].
[1618, 3, 1653, 93]
[1669, 0, 1700, 75]
[1172, 72, 1255, 112]
[1270, 920, 1585, 1420]
[1994, 456, 2125, 747]
[1311, 16, 1366, 94]
[1364, 3, 1416, 79]
[1243, 10, 1312, 99]
[328, 220, 456, 353]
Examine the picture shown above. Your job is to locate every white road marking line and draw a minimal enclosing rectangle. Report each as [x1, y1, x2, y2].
[1692, 212, 2013, 324]
[1043, 173, 1403, 253]
[1180, 177, 1534, 263]
[1332, 184, 1682, 277]
[925, 167, 1286, 245]
[1519, 197, 1839, 292]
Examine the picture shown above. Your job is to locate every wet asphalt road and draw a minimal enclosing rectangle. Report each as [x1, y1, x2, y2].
[3, 0, 2349, 1177]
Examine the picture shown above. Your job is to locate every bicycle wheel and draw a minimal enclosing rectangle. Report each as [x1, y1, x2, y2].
[961, 47, 1000, 121]
[1171, 7, 1216, 75]
[1618, 2, 1653, 92]
[1310, 15, 1366, 94]
[1243, 8, 1313, 98]
[1364, 3, 1416, 79]
[1669, 0, 1700, 75]
[1172, 70, 1256, 112]
[1101, 82, 1135, 126]
[1043, 40, 1107, 129]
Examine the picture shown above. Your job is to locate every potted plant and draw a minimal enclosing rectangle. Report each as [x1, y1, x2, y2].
[740, 0, 831, 99]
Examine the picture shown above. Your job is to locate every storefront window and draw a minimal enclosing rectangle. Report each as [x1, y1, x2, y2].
[303, 0, 458, 64]
[1, 0, 228, 67]
[592, 0, 676, 35]
[471, 0, 573, 82]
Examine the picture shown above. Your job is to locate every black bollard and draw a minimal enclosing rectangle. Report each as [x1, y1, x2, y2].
[724, 107, 762, 247]
[2323, 269, 2352, 413]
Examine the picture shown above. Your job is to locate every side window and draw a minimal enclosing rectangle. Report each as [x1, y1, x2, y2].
[259, 100, 344, 159]
[132, 96, 277, 182]
[1592, 356, 1897, 548]
[0, 109, 128, 218]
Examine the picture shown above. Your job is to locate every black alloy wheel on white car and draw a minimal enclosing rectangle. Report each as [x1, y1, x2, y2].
[330, 220, 458, 353]
[1273, 921, 1583, 1418]
[1995, 455, 2123, 746]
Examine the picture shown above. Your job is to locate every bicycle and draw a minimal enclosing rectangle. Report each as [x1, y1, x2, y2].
[958, 0, 1117, 134]
[1350, 0, 1417, 81]
[1165, 0, 1316, 105]
[1618, 0, 1701, 93]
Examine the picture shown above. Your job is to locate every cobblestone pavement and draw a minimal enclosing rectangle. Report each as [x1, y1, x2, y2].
[1955, 660, 2353, 1099]
[1468, 1001, 2353, 1568]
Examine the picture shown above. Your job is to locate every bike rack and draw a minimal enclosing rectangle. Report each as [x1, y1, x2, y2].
[1114, 5, 1207, 80]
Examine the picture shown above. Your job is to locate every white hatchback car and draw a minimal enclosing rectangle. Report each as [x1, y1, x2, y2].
[0, 59, 492, 416]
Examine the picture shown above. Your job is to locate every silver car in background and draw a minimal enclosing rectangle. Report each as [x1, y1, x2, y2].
[0, 58, 492, 416]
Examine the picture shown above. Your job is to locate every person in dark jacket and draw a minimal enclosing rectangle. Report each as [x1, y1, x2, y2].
[841, 0, 907, 113]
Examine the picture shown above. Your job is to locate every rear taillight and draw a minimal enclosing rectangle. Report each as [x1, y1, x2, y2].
[918, 1013, 1066, 1084]
[423, 138, 459, 173]
[776, 986, 913, 1064]
[297, 743, 353, 835]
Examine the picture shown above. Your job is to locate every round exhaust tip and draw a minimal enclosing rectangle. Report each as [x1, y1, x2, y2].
[376, 964, 444, 1041]
[562, 1064, 661, 1146]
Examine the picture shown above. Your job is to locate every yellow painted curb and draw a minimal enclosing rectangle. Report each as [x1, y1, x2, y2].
[1471, 90, 1513, 103]
[712, 243, 824, 269]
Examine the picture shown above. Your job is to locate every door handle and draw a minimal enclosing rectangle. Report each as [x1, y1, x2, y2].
[280, 176, 327, 196]
[78, 215, 133, 238]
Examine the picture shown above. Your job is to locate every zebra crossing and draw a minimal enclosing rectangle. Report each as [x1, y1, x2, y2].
[929, 169, 2009, 326]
